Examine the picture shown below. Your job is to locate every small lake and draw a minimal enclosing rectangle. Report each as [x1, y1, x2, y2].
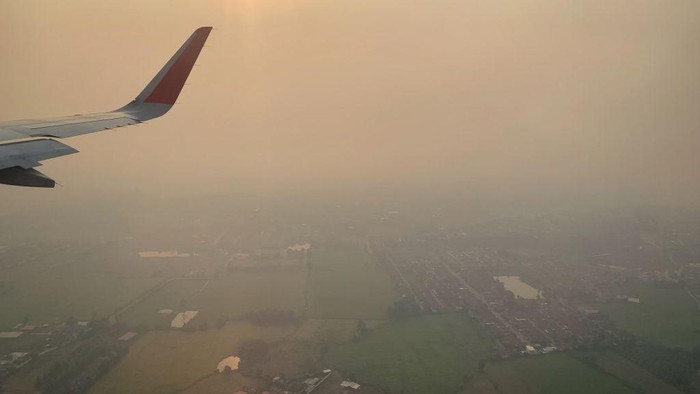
[495, 276, 543, 299]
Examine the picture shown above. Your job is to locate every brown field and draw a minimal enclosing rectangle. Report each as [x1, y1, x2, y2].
[90, 322, 295, 394]
[179, 372, 264, 394]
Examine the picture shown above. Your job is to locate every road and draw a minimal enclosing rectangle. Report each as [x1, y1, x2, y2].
[440, 251, 529, 345]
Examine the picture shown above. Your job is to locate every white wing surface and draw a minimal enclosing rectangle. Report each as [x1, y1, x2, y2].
[0, 26, 212, 188]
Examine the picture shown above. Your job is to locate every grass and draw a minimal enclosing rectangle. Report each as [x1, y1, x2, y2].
[0, 252, 160, 329]
[90, 322, 295, 394]
[306, 247, 398, 319]
[464, 353, 635, 394]
[589, 351, 681, 394]
[118, 270, 307, 328]
[290, 318, 365, 344]
[179, 372, 263, 394]
[117, 279, 205, 328]
[327, 313, 493, 394]
[194, 270, 307, 322]
[597, 282, 700, 349]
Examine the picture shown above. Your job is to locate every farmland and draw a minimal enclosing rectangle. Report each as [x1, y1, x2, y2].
[90, 322, 294, 394]
[327, 313, 492, 394]
[597, 282, 700, 349]
[306, 247, 398, 319]
[118, 269, 307, 328]
[463, 353, 636, 394]
[0, 244, 160, 329]
[587, 351, 682, 394]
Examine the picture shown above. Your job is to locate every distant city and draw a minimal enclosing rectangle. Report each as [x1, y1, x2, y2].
[1, 197, 699, 393]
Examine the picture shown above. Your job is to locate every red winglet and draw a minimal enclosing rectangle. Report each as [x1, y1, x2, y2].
[143, 27, 212, 105]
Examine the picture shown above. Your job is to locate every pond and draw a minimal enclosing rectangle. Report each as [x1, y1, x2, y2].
[495, 276, 543, 299]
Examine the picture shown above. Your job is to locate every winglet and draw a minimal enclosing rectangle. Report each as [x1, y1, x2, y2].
[135, 26, 212, 105]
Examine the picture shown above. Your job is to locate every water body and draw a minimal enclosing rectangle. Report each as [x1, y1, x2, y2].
[495, 276, 543, 299]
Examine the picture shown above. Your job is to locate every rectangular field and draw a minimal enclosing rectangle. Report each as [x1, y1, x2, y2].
[464, 353, 635, 394]
[118, 270, 307, 328]
[90, 322, 295, 394]
[328, 313, 493, 394]
[0, 246, 160, 329]
[306, 247, 398, 319]
[592, 351, 681, 394]
[597, 282, 700, 349]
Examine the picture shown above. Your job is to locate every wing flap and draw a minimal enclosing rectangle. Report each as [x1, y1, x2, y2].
[0, 139, 79, 170]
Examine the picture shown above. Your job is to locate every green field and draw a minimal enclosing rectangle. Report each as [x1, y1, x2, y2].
[589, 351, 681, 394]
[119, 270, 307, 328]
[464, 353, 635, 394]
[117, 279, 205, 329]
[328, 313, 493, 394]
[307, 247, 398, 319]
[597, 282, 700, 349]
[290, 318, 367, 344]
[90, 322, 294, 394]
[0, 254, 160, 329]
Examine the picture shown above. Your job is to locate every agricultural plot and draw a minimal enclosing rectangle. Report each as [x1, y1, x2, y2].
[290, 318, 373, 344]
[90, 322, 294, 394]
[589, 351, 682, 394]
[194, 270, 307, 322]
[119, 270, 307, 328]
[0, 248, 160, 329]
[306, 247, 398, 319]
[463, 353, 635, 394]
[328, 313, 492, 394]
[118, 279, 205, 328]
[597, 282, 700, 349]
[179, 372, 264, 394]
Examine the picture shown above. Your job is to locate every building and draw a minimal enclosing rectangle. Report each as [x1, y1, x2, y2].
[340, 381, 361, 390]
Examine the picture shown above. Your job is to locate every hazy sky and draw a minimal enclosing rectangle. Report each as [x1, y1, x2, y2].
[1, 0, 698, 205]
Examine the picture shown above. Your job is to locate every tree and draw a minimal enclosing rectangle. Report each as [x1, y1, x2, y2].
[387, 298, 421, 320]
[216, 316, 229, 329]
[34, 375, 44, 390]
[356, 319, 367, 336]
[235, 339, 270, 369]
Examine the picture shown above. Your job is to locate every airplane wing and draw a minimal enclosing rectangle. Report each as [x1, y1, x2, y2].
[0, 26, 212, 188]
